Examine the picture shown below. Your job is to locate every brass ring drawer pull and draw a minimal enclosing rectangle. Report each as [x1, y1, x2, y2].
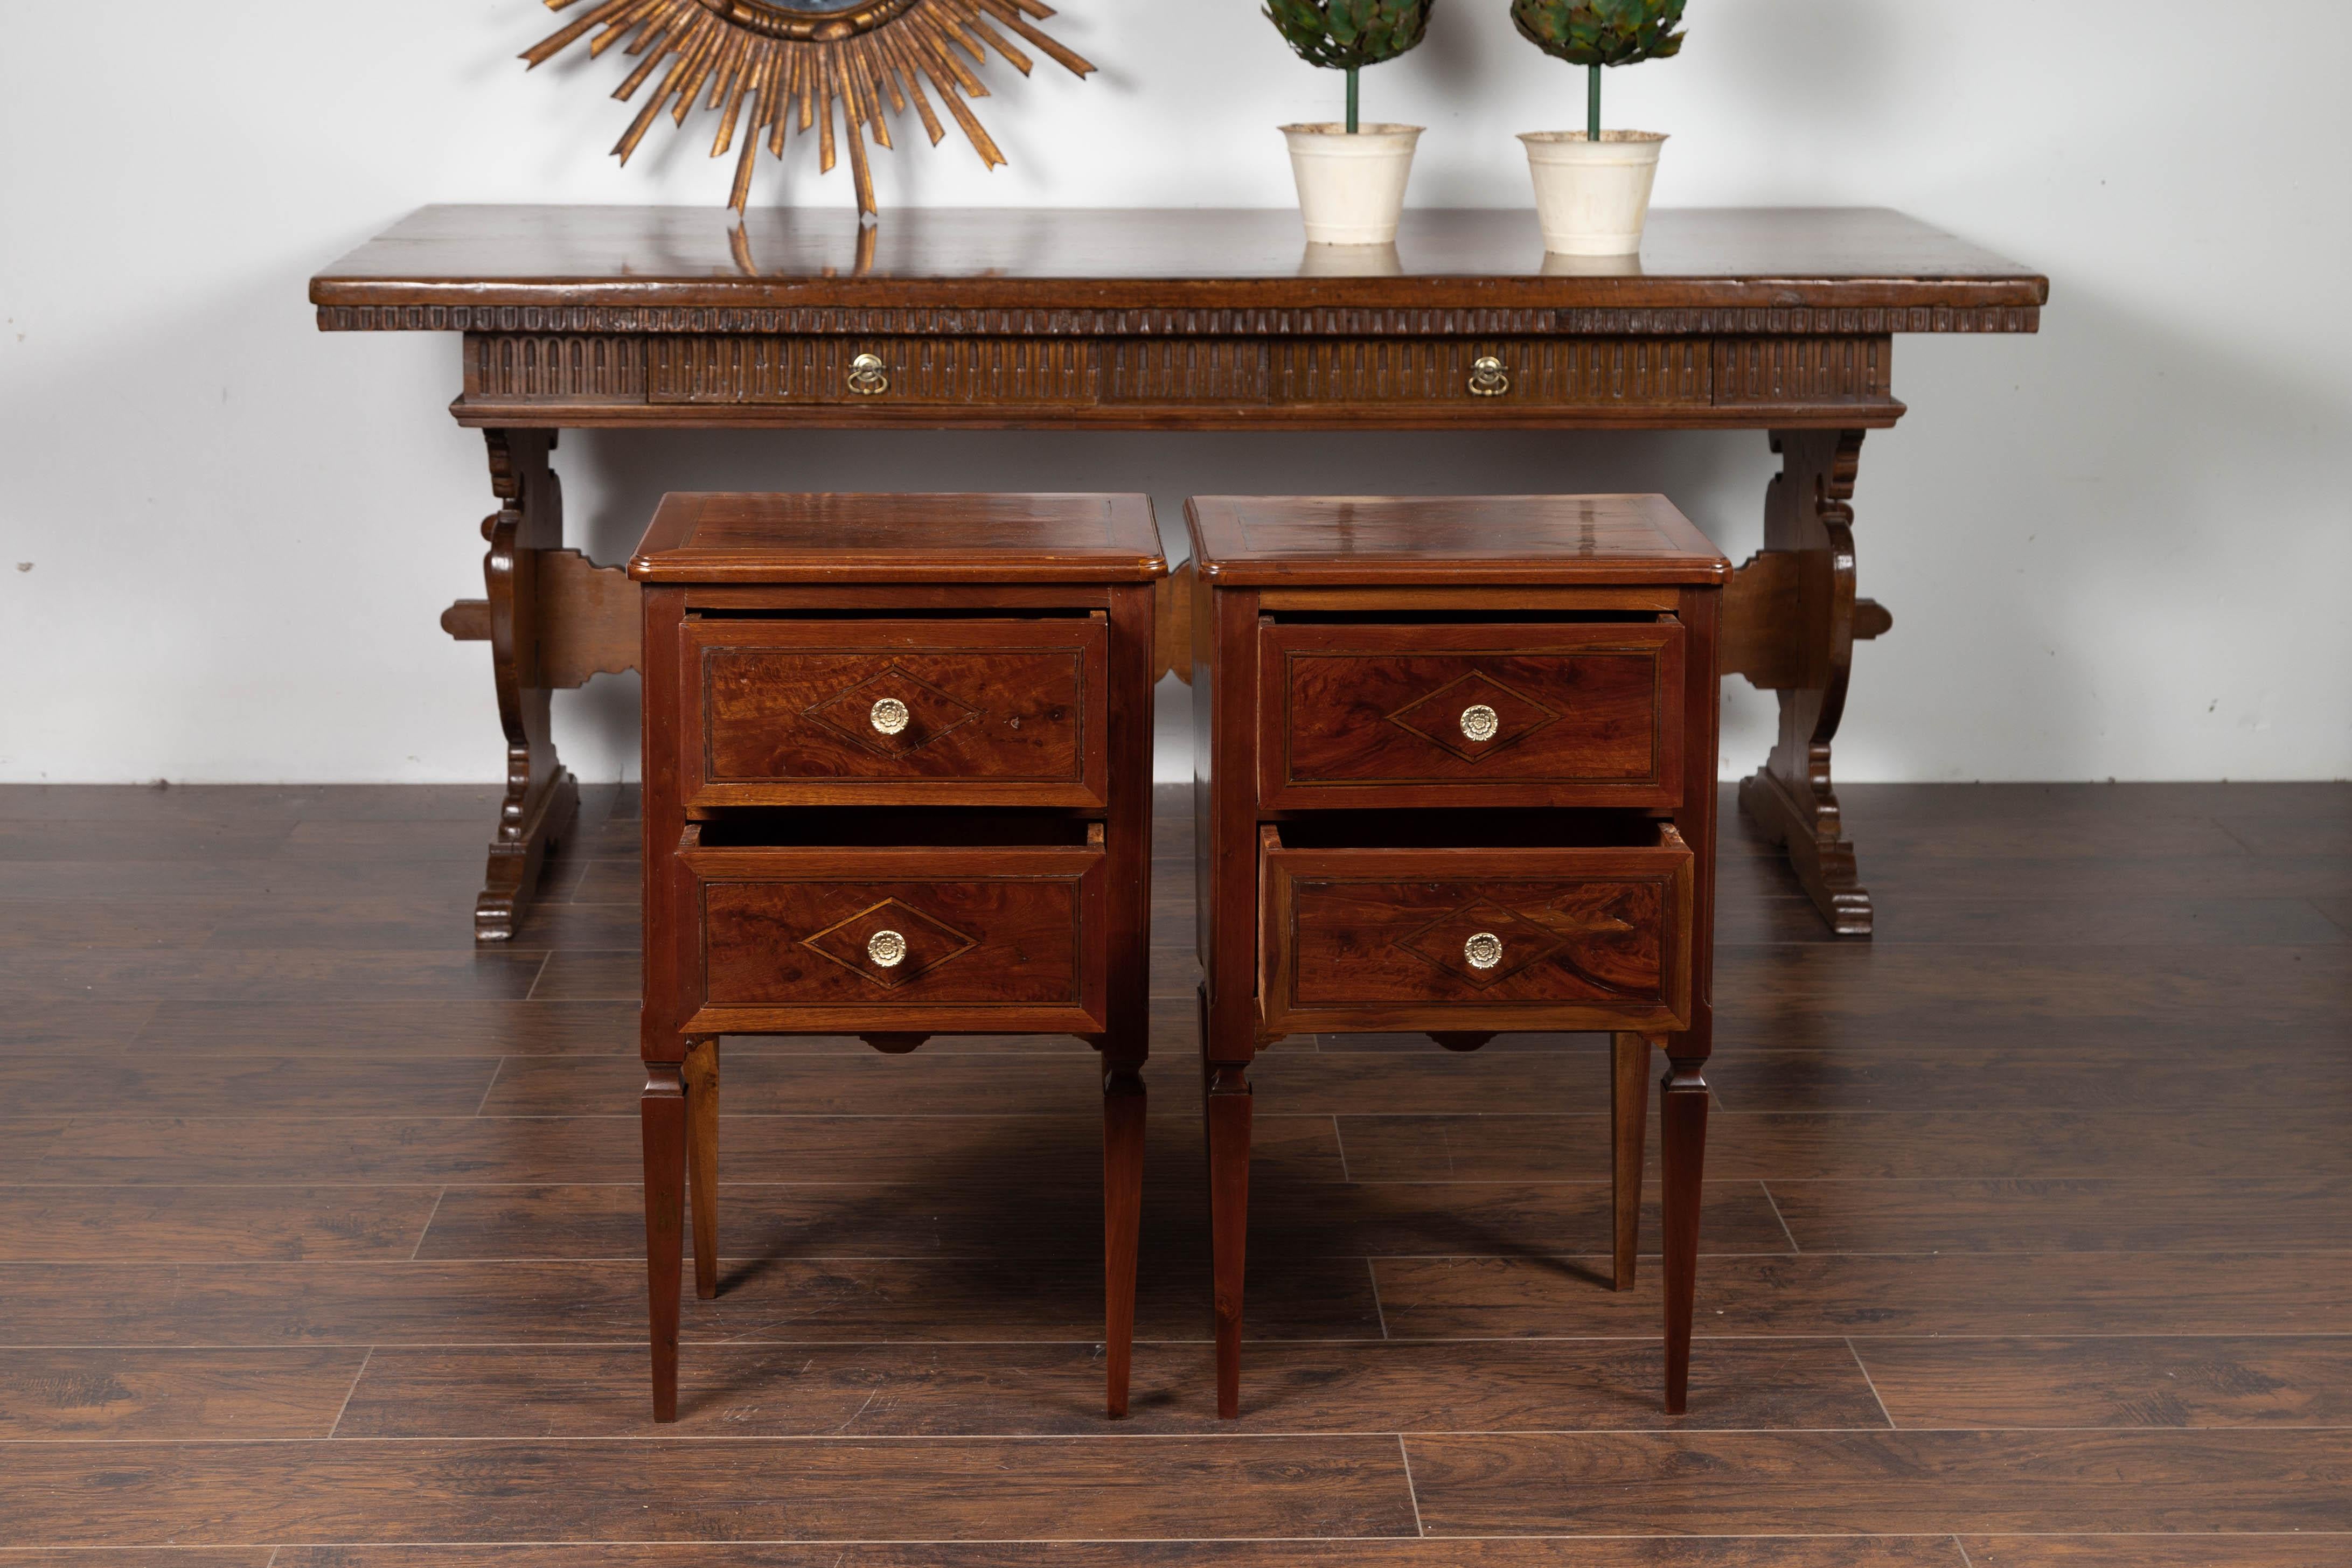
[1463, 931, 1504, 971]
[1459, 703, 1500, 742]
[1467, 355, 1510, 397]
[847, 352, 890, 396]
[866, 930, 908, 968]
[869, 697, 910, 735]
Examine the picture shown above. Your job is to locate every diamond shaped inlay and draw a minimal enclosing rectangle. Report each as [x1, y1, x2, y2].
[1386, 671, 1560, 763]
[805, 665, 980, 758]
[1541, 888, 1648, 998]
[1395, 898, 1567, 989]
[801, 898, 977, 989]
[1547, 888, 1637, 940]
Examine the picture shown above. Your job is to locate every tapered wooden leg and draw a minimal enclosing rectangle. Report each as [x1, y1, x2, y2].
[1610, 1032, 1651, 1292]
[1207, 1062, 1252, 1419]
[1660, 1056, 1709, 1414]
[1196, 986, 1216, 1194]
[681, 1036, 720, 1301]
[1101, 1057, 1146, 1419]
[641, 1061, 687, 1423]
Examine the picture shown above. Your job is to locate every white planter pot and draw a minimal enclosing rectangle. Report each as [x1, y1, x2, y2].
[1519, 130, 1667, 255]
[1283, 123, 1422, 247]
[1297, 241, 1401, 277]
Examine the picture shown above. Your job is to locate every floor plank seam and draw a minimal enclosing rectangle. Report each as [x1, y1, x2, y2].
[1396, 1432, 1425, 1538]
[0, 1533, 2137, 1548]
[1760, 1181, 1803, 1252]
[2213, 817, 2263, 855]
[153, 1248, 1903, 1265]
[1846, 1337, 1899, 1430]
[323, 1347, 372, 1439]
[1366, 1257, 1389, 1340]
[519, 951, 555, 999]
[472, 1058, 505, 1117]
[64, 1429, 2352, 1457]
[408, 1188, 446, 1260]
[1950, 1534, 1974, 1566]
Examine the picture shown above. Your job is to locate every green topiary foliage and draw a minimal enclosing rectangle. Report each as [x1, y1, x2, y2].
[1264, 0, 1438, 133]
[1508, 0, 1687, 141]
[1509, 0, 1686, 67]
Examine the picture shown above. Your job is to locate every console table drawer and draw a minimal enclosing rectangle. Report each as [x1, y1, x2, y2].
[649, 337, 1096, 406]
[679, 838, 1106, 1036]
[684, 619, 1108, 808]
[1258, 822, 1692, 1037]
[1101, 339, 1722, 410]
[1258, 621, 1685, 809]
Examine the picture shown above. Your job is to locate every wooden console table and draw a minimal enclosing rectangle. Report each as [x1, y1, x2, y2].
[311, 205, 2044, 940]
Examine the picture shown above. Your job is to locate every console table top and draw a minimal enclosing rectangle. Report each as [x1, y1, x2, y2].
[312, 205, 2046, 322]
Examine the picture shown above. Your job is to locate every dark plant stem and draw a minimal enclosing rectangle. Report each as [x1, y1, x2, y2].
[1346, 65, 1359, 133]
[1588, 63, 1601, 143]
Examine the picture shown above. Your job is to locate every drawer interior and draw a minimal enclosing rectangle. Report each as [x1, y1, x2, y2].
[1262, 609, 1670, 625]
[690, 608, 1103, 622]
[692, 809, 1100, 849]
[1266, 812, 1678, 853]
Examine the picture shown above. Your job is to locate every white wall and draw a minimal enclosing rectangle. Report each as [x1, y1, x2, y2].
[2, 1, 2345, 785]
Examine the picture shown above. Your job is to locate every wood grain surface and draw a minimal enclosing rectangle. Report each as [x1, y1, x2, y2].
[685, 618, 1108, 807]
[255, 1546, 1981, 1568]
[1261, 838, 1692, 1035]
[632, 493, 1165, 584]
[0, 779, 2343, 1558]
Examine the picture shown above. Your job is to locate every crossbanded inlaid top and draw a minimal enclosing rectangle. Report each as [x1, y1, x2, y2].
[1186, 494, 1729, 586]
[630, 492, 1166, 583]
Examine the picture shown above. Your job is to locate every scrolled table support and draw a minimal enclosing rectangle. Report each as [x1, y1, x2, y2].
[442, 433, 645, 944]
[470, 429, 578, 942]
[1729, 428, 1886, 937]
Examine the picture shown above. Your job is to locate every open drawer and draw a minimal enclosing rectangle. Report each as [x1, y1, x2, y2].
[1258, 814, 1693, 1039]
[677, 813, 1107, 1037]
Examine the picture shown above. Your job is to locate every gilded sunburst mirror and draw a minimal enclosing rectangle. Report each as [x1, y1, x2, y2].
[524, 0, 1095, 215]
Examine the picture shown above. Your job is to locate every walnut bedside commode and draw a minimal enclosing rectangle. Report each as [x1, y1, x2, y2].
[629, 492, 1165, 1423]
[1187, 494, 1729, 1418]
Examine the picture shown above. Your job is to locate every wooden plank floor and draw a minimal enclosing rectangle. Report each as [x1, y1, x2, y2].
[1, 779, 2347, 1565]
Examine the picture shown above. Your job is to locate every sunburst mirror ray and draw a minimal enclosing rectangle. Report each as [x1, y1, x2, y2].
[524, 0, 1095, 216]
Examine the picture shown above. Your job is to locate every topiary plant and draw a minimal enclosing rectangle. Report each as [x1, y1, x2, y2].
[1264, 1, 1438, 134]
[1509, 0, 1687, 143]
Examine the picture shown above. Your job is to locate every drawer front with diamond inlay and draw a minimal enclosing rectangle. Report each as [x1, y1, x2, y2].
[1257, 621, 1685, 810]
[680, 841, 1106, 1036]
[684, 619, 1108, 809]
[1258, 828, 1693, 1037]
